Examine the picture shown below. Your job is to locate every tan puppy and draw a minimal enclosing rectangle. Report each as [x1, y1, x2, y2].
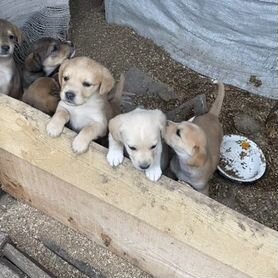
[22, 77, 60, 115]
[23, 37, 75, 88]
[107, 108, 167, 181]
[0, 19, 23, 99]
[164, 81, 225, 194]
[46, 56, 116, 154]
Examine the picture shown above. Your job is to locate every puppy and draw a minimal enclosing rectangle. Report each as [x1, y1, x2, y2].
[46, 56, 117, 154]
[22, 77, 60, 115]
[164, 81, 225, 194]
[0, 19, 23, 99]
[107, 108, 167, 181]
[23, 37, 75, 87]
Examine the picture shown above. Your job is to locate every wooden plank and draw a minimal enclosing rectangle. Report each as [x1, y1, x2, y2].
[2, 244, 52, 278]
[0, 94, 277, 278]
[0, 257, 26, 278]
[0, 232, 9, 250]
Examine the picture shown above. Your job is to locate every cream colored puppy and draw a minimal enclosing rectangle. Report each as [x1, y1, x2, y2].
[164, 81, 225, 194]
[107, 108, 166, 181]
[46, 56, 115, 154]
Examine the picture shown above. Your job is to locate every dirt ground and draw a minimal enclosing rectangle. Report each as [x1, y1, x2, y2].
[70, 0, 278, 231]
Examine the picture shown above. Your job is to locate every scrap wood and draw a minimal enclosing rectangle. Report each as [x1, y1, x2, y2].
[0, 231, 53, 278]
[0, 257, 26, 278]
[166, 94, 208, 121]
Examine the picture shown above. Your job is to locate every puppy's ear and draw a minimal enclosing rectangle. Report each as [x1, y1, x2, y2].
[25, 53, 42, 72]
[188, 146, 207, 167]
[109, 115, 123, 142]
[58, 59, 69, 85]
[99, 68, 115, 95]
[12, 24, 23, 44]
[155, 110, 167, 137]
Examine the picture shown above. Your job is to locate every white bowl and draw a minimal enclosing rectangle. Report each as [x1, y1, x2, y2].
[217, 135, 266, 183]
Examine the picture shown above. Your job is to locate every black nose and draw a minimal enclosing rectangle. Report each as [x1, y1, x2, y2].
[139, 163, 150, 170]
[65, 91, 75, 101]
[1, 45, 10, 52]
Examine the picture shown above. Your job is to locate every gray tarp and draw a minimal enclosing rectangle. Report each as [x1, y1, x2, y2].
[105, 0, 278, 99]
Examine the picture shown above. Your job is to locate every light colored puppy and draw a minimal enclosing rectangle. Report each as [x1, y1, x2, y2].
[0, 19, 23, 99]
[107, 108, 167, 181]
[46, 56, 116, 154]
[164, 81, 225, 194]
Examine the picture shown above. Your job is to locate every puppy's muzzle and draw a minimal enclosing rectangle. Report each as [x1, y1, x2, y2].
[139, 162, 150, 170]
[65, 40, 76, 58]
[65, 91, 75, 102]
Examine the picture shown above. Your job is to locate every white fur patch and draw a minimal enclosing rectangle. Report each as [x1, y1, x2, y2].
[60, 94, 106, 132]
[107, 149, 124, 167]
[44, 65, 57, 76]
[46, 120, 64, 137]
[145, 166, 162, 181]
[72, 135, 90, 154]
[0, 65, 12, 94]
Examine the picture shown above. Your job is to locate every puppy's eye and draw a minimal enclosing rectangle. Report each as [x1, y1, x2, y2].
[176, 129, 181, 137]
[150, 144, 157, 150]
[51, 44, 59, 52]
[128, 145, 137, 151]
[63, 76, 69, 81]
[9, 34, 15, 40]
[83, 81, 92, 87]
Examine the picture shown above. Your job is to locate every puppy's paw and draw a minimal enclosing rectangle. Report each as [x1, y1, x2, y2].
[145, 167, 162, 182]
[72, 135, 90, 154]
[107, 149, 124, 167]
[46, 121, 63, 137]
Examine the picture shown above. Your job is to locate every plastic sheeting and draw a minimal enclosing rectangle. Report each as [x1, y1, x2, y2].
[0, 0, 70, 63]
[105, 0, 278, 99]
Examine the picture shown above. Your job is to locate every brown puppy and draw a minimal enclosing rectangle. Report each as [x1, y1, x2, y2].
[22, 77, 60, 115]
[164, 81, 225, 195]
[23, 37, 75, 88]
[46, 56, 122, 154]
[0, 19, 23, 99]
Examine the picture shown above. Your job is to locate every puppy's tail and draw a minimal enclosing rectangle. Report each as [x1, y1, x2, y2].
[112, 73, 125, 105]
[109, 73, 125, 116]
[209, 80, 225, 117]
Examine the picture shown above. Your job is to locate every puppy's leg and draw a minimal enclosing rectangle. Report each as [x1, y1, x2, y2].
[145, 145, 162, 182]
[72, 121, 106, 154]
[46, 106, 70, 137]
[106, 133, 124, 167]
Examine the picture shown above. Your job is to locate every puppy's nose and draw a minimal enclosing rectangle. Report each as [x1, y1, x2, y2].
[65, 91, 75, 101]
[1, 45, 10, 52]
[139, 163, 150, 170]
